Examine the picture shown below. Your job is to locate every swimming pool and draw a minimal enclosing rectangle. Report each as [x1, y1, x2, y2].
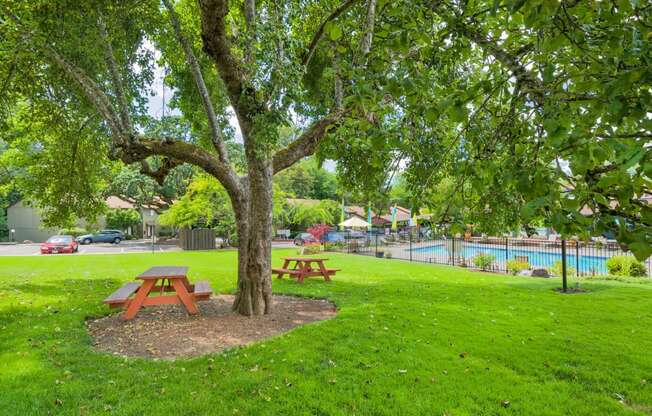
[409, 243, 610, 274]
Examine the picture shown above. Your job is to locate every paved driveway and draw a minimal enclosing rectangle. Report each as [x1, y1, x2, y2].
[0, 240, 181, 256]
[0, 239, 298, 256]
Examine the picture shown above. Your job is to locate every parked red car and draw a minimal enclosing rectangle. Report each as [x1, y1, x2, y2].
[41, 235, 79, 254]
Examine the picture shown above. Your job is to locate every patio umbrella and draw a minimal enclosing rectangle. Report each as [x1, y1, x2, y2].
[339, 217, 371, 228]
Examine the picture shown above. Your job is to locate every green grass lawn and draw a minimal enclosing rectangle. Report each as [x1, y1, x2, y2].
[2, 250, 652, 415]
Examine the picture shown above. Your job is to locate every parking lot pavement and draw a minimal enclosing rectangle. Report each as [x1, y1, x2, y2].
[0, 240, 297, 256]
[0, 240, 181, 256]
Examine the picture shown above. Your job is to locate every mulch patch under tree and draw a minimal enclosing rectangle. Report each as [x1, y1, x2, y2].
[86, 294, 337, 359]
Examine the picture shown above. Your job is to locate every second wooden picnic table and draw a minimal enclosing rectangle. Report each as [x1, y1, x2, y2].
[272, 257, 339, 283]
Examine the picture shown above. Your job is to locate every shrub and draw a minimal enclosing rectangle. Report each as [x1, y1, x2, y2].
[105, 208, 141, 231]
[157, 229, 175, 238]
[58, 227, 87, 237]
[473, 252, 495, 271]
[507, 259, 530, 275]
[300, 243, 321, 255]
[550, 260, 576, 277]
[324, 241, 345, 251]
[606, 256, 647, 277]
[228, 232, 238, 247]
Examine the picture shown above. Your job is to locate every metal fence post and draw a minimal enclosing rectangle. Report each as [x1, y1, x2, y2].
[561, 239, 568, 292]
[451, 237, 455, 265]
[375, 232, 378, 257]
[575, 241, 580, 277]
[409, 229, 413, 262]
[505, 237, 509, 273]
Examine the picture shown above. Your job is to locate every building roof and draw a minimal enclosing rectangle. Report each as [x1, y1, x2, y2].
[579, 194, 651, 216]
[345, 205, 374, 218]
[106, 196, 135, 209]
[380, 206, 411, 223]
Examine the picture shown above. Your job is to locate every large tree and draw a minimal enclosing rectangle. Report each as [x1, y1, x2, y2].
[0, 0, 379, 315]
[1, 0, 650, 317]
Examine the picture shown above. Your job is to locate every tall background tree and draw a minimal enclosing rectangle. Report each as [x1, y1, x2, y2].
[1, 0, 650, 315]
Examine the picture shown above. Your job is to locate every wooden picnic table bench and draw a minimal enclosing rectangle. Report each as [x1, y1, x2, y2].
[272, 257, 340, 283]
[103, 266, 213, 320]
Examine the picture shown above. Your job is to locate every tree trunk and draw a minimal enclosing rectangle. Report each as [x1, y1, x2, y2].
[231, 159, 274, 316]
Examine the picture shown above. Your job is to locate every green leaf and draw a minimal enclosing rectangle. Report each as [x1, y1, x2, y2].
[542, 64, 555, 84]
[425, 107, 439, 122]
[522, 197, 546, 219]
[329, 24, 342, 41]
[622, 147, 646, 170]
[449, 103, 468, 123]
[629, 242, 652, 261]
[543, 119, 559, 135]
[509, 0, 527, 12]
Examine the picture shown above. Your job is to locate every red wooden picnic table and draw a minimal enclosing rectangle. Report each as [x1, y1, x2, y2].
[103, 266, 213, 320]
[272, 257, 340, 283]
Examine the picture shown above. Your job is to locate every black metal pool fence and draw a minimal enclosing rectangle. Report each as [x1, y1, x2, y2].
[326, 230, 652, 278]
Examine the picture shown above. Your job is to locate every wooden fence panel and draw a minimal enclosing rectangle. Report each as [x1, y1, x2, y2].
[179, 228, 216, 250]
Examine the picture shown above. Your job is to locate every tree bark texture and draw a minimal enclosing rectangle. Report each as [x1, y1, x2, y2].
[231, 159, 274, 316]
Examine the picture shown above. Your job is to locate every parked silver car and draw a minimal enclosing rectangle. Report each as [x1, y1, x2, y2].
[77, 230, 124, 245]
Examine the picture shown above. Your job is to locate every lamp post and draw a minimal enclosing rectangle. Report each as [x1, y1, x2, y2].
[10, 229, 15, 243]
[150, 209, 155, 254]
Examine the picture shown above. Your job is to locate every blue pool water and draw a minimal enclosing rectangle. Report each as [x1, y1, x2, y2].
[410, 243, 609, 273]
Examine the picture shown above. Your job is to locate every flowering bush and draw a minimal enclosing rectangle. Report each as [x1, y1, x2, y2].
[307, 224, 332, 242]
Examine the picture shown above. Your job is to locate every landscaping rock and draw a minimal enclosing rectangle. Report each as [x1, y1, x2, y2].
[519, 270, 532, 277]
[531, 268, 550, 278]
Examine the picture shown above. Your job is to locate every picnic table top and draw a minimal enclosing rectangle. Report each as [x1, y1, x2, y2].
[137, 266, 189, 280]
[282, 257, 329, 262]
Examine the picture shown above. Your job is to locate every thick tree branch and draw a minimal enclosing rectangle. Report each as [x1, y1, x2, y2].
[97, 14, 132, 132]
[198, 0, 258, 138]
[360, 0, 377, 56]
[244, 0, 256, 31]
[272, 111, 347, 174]
[41, 45, 125, 138]
[301, 0, 359, 67]
[333, 51, 344, 110]
[162, 0, 230, 165]
[119, 137, 243, 201]
[244, 0, 256, 64]
[139, 158, 181, 186]
[97, 14, 133, 134]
